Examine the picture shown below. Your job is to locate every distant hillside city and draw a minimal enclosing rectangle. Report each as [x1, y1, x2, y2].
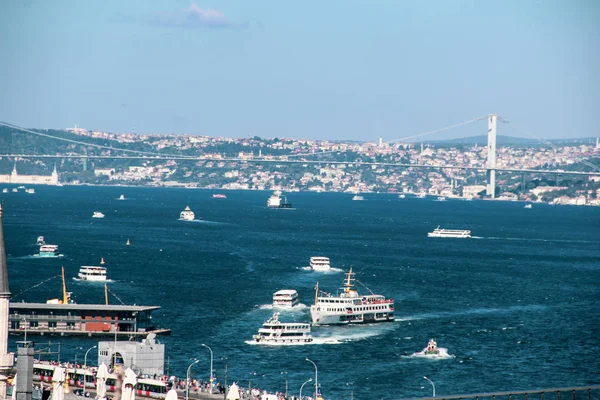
[0, 125, 599, 206]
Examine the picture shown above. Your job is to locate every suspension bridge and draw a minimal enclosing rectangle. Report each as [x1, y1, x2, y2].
[0, 116, 598, 198]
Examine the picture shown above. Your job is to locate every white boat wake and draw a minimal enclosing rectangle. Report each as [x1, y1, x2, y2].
[403, 347, 455, 359]
[299, 266, 344, 273]
[258, 303, 308, 311]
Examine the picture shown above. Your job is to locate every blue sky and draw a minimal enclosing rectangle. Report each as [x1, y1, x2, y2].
[0, 0, 598, 141]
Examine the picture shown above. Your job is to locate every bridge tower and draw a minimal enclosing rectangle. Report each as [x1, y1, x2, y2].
[486, 114, 498, 198]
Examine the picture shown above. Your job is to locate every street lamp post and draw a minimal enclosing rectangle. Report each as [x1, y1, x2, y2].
[222, 357, 228, 400]
[21, 316, 28, 342]
[305, 358, 318, 400]
[299, 378, 312, 400]
[281, 372, 288, 398]
[423, 376, 436, 398]
[201, 344, 214, 394]
[82, 345, 97, 396]
[186, 359, 200, 400]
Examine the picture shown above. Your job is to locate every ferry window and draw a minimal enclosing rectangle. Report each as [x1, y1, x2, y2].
[49, 321, 57, 328]
[30, 321, 39, 328]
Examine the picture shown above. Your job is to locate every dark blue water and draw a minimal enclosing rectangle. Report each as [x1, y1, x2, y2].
[2, 186, 599, 399]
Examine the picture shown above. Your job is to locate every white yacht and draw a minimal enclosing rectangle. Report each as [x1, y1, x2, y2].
[309, 257, 331, 271]
[1, 188, 7, 193]
[118, 194, 125, 200]
[273, 290, 299, 308]
[427, 226, 471, 238]
[310, 268, 395, 325]
[398, 194, 406, 199]
[26, 188, 35, 194]
[416, 193, 426, 198]
[352, 195, 364, 201]
[437, 196, 447, 201]
[78, 265, 107, 281]
[37, 236, 45, 245]
[524, 203, 532, 209]
[179, 206, 195, 221]
[252, 313, 313, 344]
[92, 211, 105, 219]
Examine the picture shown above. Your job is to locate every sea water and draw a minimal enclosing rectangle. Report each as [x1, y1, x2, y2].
[2, 186, 599, 399]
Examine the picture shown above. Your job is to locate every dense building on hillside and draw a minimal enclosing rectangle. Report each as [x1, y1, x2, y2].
[0, 163, 59, 185]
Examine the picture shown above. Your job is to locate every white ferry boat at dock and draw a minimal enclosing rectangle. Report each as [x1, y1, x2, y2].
[179, 206, 195, 221]
[427, 226, 471, 238]
[309, 256, 331, 271]
[310, 268, 395, 325]
[273, 290, 299, 307]
[252, 313, 313, 344]
[92, 211, 105, 219]
[78, 264, 107, 281]
[267, 191, 292, 208]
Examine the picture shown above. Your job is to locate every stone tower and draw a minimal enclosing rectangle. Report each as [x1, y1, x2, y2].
[0, 204, 15, 398]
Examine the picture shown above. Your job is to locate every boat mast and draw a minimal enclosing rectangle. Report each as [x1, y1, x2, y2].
[314, 282, 319, 305]
[61, 267, 68, 304]
[104, 284, 109, 305]
[344, 268, 353, 294]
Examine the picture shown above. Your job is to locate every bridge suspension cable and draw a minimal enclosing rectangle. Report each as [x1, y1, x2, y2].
[386, 115, 489, 144]
[0, 121, 198, 160]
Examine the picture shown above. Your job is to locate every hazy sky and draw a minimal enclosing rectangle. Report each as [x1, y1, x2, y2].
[1, 0, 598, 141]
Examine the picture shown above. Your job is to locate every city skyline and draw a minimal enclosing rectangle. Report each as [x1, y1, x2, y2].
[1, 0, 598, 141]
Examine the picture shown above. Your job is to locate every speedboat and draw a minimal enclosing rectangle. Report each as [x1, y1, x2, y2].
[26, 188, 35, 194]
[37, 236, 45, 245]
[38, 245, 60, 258]
[272, 290, 299, 308]
[92, 211, 105, 219]
[212, 194, 227, 199]
[179, 206, 195, 221]
[524, 203, 532, 209]
[427, 226, 471, 238]
[423, 338, 439, 355]
[309, 257, 331, 271]
[118, 194, 125, 200]
[398, 194, 406, 199]
[78, 264, 107, 281]
[252, 313, 313, 344]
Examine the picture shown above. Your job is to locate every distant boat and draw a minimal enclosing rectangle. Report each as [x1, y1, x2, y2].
[524, 203, 532, 209]
[11, 188, 17, 193]
[26, 188, 35, 194]
[17, 186, 25, 189]
[118, 194, 125, 200]
[126, 238, 131, 246]
[36, 236, 45, 245]
[92, 211, 105, 219]
[1, 188, 7, 193]
[437, 196, 447, 201]
[100, 257, 105, 265]
[267, 191, 292, 208]
[179, 206, 195, 221]
[272, 289, 299, 308]
[352, 195, 364, 201]
[416, 193, 426, 198]
[428, 226, 471, 238]
[38, 244, 60, 258]
[309, 256, 331, 272]
[252, 313, 313, 344]
[398, 194, 406, 199]
[213, 194, 227, 199]
[78, 265, 107, 282]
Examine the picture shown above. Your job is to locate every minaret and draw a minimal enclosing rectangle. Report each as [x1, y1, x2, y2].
[51, 163, 59, 185]
[10, 162, 17, 183]
[0, 204, 15, 398]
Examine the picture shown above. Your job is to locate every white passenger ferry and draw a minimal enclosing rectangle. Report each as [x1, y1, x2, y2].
[38, 244, 60, 258]
[252, 313, 313, 344]
[78, 265, 107, 281]
[310, 268, 395, 325]
[179, 206, 195, 221]
[309, 257, 331, 271]
[427, 226, 471, 238]
[273, 290, 299, 307]
[92, 211, 105, 219]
